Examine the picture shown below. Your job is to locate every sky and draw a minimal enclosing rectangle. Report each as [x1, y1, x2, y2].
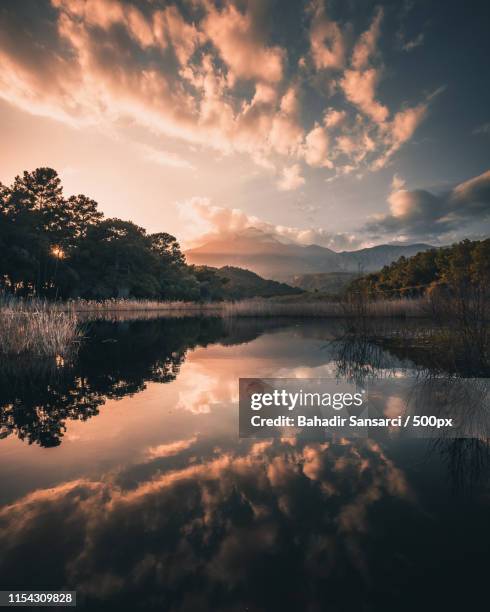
[0, 0, 489, 250]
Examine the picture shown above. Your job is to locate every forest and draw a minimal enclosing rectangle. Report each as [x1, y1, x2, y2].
[347, 239, 490, 298]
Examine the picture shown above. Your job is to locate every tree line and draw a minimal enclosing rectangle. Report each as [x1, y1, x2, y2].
[347, 239, 490, 299]
[0, 168, 231, 300]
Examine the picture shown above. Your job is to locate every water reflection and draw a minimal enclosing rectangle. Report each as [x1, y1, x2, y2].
[0, 318, 488, 611]
[334, 327, 490, 493]
[0, 318, 292, 447]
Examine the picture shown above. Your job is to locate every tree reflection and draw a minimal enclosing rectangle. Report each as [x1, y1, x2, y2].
[0, 317, 289, 447]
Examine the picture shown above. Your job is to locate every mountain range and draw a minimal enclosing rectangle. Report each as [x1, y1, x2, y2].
[186, 228, 433, 282]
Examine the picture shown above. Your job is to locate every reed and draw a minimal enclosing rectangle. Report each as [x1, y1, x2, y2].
[0, 295, 428, 357]
[220, 297, 427, 318]
[0, 297, 80, 357]
[27, 298, 427, 319]
[61, 296, 427, 318]
[64, 298, 219, 313]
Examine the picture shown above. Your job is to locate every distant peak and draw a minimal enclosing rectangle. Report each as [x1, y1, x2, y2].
[238, 227, 266, 238]
[236, 227, 293, 245]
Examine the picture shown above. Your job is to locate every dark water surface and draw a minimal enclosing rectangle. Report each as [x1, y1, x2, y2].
[0, 318, 488, 611]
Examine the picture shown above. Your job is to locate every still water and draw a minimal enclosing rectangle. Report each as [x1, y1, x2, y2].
[0, 318, 488, 611]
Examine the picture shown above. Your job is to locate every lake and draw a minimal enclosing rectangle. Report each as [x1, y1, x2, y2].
[0, 317, 488, 611]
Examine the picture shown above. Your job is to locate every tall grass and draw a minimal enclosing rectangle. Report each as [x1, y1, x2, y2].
[221, 297, 427, 318]
[0, 297, 80, 357]
[60, 296, 427, 318]
[64, 298, 219, 313]
[0, 295, 428, 358]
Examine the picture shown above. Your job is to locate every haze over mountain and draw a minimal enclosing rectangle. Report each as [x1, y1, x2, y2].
[186, 228, 433, 281]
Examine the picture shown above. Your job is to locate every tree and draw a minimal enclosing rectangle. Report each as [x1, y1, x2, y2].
[71, 219, 160, 298]
[65, 194, 104, 244]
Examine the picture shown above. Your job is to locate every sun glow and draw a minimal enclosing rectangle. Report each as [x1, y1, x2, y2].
[51, 245, 65, 259]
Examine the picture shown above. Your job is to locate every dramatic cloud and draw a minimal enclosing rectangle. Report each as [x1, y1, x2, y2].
[364, 169, 490, 240]
[0, 0, 433, 188]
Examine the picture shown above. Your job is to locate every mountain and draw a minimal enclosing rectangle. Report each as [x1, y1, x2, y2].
[337, 243, 436, 273]
[186, 228, 433, 281]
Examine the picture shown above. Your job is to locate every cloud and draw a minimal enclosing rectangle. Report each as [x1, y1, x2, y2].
[391, 174, 406, 191]
[202, 2, 284, 84]
[324, 109, 347, 129]
[277, 164, 305, 191]
[0, 437, 413, 606]
[179, 197, 360, 250]
[341, 68, 389, 124]
[308, 0, 345, 70]
[371, 102, 428, 169]
[364, 169, 490, 240]
[0, 0, 433, 185]
[402, 32, 424, 52]
[351, 7, 383, 70]
[340, 8, 388, 124]
[147, 436, 198, 459]
[303, 124, 332, 168]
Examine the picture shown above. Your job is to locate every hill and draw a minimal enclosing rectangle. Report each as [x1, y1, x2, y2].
[289, 272, 358, 295]
[197, 265, 303, 299]
[186, 228, 433, 280]
[347, 238, 490, 297]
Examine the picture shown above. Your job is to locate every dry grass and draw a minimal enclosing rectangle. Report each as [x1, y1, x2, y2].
[64, 298, 218, 313]
[221, 297, 427, 318]
[0, 298, 80, 357]
[54, 296, 429, 318]
[0, 295, 428, 355]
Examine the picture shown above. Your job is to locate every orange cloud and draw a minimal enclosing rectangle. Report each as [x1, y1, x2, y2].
[341, 68, 389, 125]
[203, 2, 284, 84]
[0, 0, 433, 188]
[308, 0, 345, 70]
